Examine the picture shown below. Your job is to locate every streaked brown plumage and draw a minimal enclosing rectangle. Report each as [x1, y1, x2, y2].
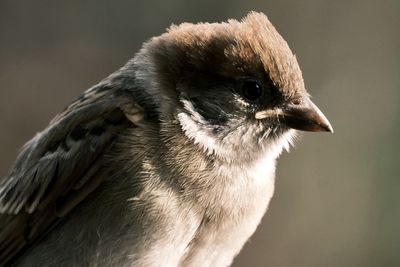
[0, 12, 332, 267]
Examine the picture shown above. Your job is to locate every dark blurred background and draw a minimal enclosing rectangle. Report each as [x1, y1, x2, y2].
[0, 1, 399, 266]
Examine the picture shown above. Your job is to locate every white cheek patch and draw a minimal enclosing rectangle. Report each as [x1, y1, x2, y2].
[177, 98, 231, 158]
[180, 98, 208, 125]
[177, 112, 228, 157]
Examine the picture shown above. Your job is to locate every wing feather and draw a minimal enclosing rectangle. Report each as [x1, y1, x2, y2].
[0, 82, 145, 266]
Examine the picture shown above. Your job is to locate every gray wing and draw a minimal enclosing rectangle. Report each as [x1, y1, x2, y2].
[0, 83, 146, 266]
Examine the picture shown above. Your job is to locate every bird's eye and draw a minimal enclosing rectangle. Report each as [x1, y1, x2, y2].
[240, 80, 263, 101]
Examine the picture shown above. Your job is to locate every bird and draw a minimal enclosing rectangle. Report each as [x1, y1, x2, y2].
[0, 11, 333, 267]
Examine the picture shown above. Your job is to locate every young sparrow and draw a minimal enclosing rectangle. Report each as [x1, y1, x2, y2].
[0, 11, 332, 267]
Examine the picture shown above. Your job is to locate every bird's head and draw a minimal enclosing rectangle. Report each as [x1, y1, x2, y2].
[132, 11, 332, 162]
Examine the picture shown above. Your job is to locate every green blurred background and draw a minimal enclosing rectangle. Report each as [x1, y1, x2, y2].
[0, 1, 399, 266]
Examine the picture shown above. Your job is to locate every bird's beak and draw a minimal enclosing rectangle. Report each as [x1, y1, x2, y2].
[255, 98, 333, 132]
[280, 98, 333, 132]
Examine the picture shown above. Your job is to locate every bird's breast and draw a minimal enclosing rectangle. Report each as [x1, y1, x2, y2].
[180, 155, 277, 267]
[201, 153, 277, 218]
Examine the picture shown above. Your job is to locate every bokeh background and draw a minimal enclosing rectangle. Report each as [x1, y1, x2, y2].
[0, 1, 399, 266]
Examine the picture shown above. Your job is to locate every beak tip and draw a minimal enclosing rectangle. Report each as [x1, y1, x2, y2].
[318, 116, 333, 133]
[282, 98, 334, 134]
[323, 123, 334, 133]
[315, 114, 333, 133]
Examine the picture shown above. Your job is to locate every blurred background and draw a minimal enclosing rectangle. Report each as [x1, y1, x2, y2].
[0, 0, 399, 266]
